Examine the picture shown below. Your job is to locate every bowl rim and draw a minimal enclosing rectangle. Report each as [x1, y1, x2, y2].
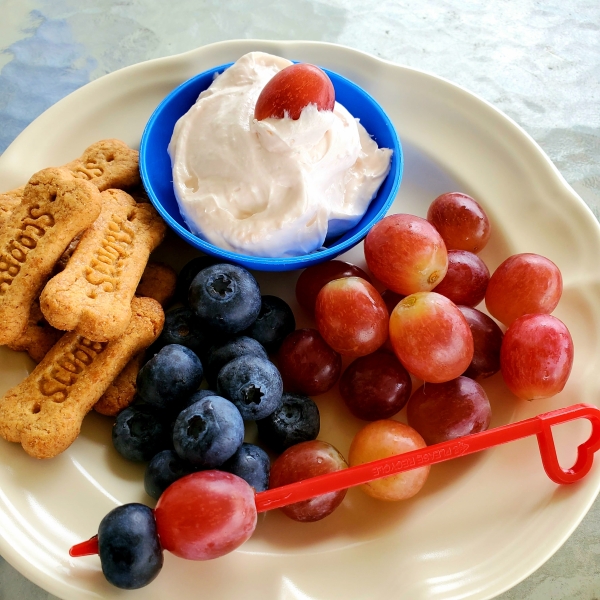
[139, 60, 403, 271]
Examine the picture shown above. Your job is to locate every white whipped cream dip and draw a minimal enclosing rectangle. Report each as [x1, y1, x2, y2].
[169, 52, 392, 258]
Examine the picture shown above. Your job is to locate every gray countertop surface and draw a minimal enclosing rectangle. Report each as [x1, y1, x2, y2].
[0, 0, 599, 598]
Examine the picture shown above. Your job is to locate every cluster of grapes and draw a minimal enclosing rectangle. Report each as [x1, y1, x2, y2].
[287, 191, 573, 500]
[368, 191, 572, 402]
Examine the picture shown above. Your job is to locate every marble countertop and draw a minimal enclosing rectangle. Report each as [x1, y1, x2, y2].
[1, 0, 599, 598]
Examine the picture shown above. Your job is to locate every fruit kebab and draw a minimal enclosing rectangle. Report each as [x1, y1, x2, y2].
[70, 403, 600, 590]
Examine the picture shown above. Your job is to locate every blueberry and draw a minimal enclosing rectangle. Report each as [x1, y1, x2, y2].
[144, 449, 193, 500]
[152, 307, 215, 360]
[137, 344, 203, 410]
[166, 390, 221, 443]
[222, 443, 270, 492]
[172, 395, 244, 468]
[256, 393, 320, 453]
[217, 355, 283, 421]
[175, 256, 221, 304]
[243, 295, 296, 352]
[189, 264, 261, 335]
[98, 503, 163, 589]
[112, 406, 170, 462]
[204, 336, 268, 387]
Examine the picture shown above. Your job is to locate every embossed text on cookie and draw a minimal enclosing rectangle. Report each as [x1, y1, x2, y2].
[38, 336, 107, 403]
[0, 204, 55, 294]
[85, 213, 136, 293]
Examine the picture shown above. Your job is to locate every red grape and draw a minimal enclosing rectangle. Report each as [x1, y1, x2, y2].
[427, 192, 491, 253]
[269, 440, 348, 522]
[458, 306, 504, 379]
[364, 214, 448, 295]
[389, 292, 474, 383]
[485, 253, 562, 326]
[315, 277, 388, 357]
[295, 260, 370, 315]
[154, 471, 257, 560]
[254, 63, 335, 121]
[278, 328, 342, 395]
[348, 420, 430, 501]
[339, 351, 412, 420]
[407, 377, 492, 444]
[433, 250, 490, 307]
[500, 314, 574, 400]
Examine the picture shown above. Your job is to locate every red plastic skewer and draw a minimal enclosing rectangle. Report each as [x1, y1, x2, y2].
[255, 402, 600, 512]
[70, 403, 600, 557]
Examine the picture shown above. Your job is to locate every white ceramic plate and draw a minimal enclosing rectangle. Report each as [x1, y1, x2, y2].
[1, 40, 600, 600]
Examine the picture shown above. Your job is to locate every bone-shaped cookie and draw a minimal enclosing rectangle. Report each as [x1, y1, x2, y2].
[63, 138, 140, 191]
[0, 139, 139, 229]
[0, 168, 102, 345]
[40, 189, 166, 342]
[0, 297, 164, 459]
[8, 261, 176, 365]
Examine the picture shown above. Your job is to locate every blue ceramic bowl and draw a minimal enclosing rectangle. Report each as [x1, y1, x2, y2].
[140, 62, 403, 272]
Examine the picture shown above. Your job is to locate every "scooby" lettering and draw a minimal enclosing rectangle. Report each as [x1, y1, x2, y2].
[84, 213, 135, 292]
[38, 337, 106, 402]
[0, 204, 55, 294]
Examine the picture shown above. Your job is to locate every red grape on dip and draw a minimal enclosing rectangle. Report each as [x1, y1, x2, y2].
[254, 63, 335, 120]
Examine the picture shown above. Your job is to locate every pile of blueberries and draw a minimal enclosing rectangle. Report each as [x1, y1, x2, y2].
[112, 257, 321, 501]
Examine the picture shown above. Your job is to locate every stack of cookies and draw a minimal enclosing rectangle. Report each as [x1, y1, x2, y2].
[0, 140, 177, 459]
